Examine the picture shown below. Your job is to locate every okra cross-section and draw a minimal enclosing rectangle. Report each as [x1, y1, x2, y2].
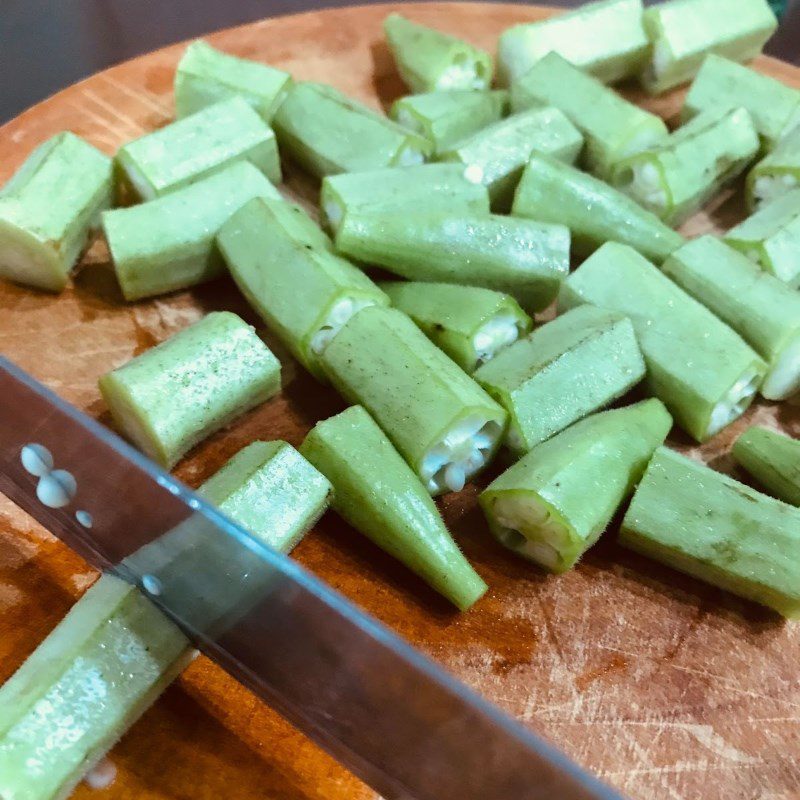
[733, 426, 800, 507]
[320, 306, 507, 495]
[0, 132, 112, 292]
[746, 127, 800, 211]
[558, 242, 766, 442]
[481, 399, 671, 572]
[474, 305, 646, 455]
[99, 311, 281, 468]
[620, 447, 800, 618]
[301, 406, 487, 609]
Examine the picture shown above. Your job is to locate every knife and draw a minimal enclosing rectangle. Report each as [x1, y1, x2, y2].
[0, 355, 620, 800]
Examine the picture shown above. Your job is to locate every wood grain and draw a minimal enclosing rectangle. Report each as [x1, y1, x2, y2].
[1, 4, 799, 799]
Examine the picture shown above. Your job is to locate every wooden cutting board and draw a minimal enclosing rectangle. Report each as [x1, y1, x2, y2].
[1, 3, 799, 799]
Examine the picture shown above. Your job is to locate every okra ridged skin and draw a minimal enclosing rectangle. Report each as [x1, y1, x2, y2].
[273, 82, 431, 178]
[218, 197, 388, 380]
[474, 305, 646, 455]
[746, 127, 800, 211]
[558, 242, 766, 442]
[662, 236, 800, 401]
[174, 39, 293, 121]
[383, 13, 493, 93]
[733, 426, 800, 506]
[300, 406, 487, 609]
[620, 447, 800, 618]
[99, 311, 281, 469]
[510, 52, 668, 179]
[320, 306, 508, 495]
[380, 281, 532, 373]
[511, 152, 684, 262]
[0, 132, 112, 292]
[481, 399, 671, 572]
[638, 0, 778, 95]
[497, 0, 650, 86]
[334, 211, 570, 313]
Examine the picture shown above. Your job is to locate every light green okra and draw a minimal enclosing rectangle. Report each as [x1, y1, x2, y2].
[733, 426, 800, 506]
[746, 127, 800, 210]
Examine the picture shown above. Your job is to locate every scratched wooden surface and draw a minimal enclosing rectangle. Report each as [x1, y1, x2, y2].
[0, 4, 799, 799]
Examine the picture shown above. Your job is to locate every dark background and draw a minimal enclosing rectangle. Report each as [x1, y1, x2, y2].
[1, 0, 798, 123]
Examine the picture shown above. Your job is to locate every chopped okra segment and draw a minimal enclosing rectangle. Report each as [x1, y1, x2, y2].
[746, 127, 800, 211]
[273, 82, 431, 178]
[558, 242, 766, 442]
[174, 39, 293, 121]
[0, 132, 112, 292]
[481, 399, 671, 572]
[733, 426, 800, 506]
[512, 152, 684, 262]
[321, 306, 507, 496]
[498, 0, 649, 86]
[334, 211, 570, 312]
[638, 0, 778, 95]
[475, 305, 646, 455]
[383, 13, 493, 93]
[611, 106, 759, 226]
[663, 236, 800, 401]
[620, 447, 800, 619]
[116, 96, 281, 201]
[510, 51, 668, 179]
[99, 311, 281, 468]
[380, 281, 532, 373]
[301, 406, 487, 609]
[218, 197, 388, 380]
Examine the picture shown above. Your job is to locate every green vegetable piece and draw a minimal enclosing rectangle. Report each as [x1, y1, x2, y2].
[334, 211, 570, 312]
[611, 106, 759, 226]
[99, 311, 281, 468]
[0, 132, 112, 292]
[383, 13, 493, 93]
[301, 406, 487, 609]
[746, 127, 800, 211]
[481, 399, 671, 572]
[620, 446, 800, 618]
[512, 152, 684, 261]
[558, 242, 766, 442]
[498, 0, 650, 86]
[380, 281, 532, 373]
[474, 305, 646, 455]
[733, 426, 800, 506]
[662, 236, 800, 401]
[273, 82, 431, 178]
[174, 39, 293, 121]
[321, 306, 507, 495]
[639, 0, 778, 94]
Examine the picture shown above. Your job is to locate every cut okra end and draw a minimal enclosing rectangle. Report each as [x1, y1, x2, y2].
[750, 173, 800, 210]
[309, 296, 378, 355]
[762, 332, 800, 401]
[705, 367, 762, 438]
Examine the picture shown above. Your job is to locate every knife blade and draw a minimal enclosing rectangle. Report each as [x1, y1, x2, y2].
[0, 355, 620, 800]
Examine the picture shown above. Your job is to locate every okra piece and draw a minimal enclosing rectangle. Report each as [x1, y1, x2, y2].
[498, 0, 650, 86]
[174, 39, 293, 121]
[440, 107, 583, 208]
[320, 163, 490, 233]
[334, 211, 570, 312]
[383, 13, 493, 93]
[558, 242, 766, 441]
[99, 311, 281, 468]
[321, 306, 507, 495]
[380, 281, 532, 373]
[746, 127, 800, 210]
[273, 82, 431, 178]
[0, 132, 112, 292]
[611, 106, 759, 226]
[116, 97, 280, 201]
[510, 52, 668, 179]
[620, 447, 800, 618]
[639, 0, 778, 94]
[474, 305, 646, 455]
[662, 236, 800, 400]
[481, 399, 671, 572]
[390, 90, 507, 156]
[512, 152, 684, 262]
[301, 406, 487, 609]
[733, 426, 800, 506]
[218, 197, 388, 380]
